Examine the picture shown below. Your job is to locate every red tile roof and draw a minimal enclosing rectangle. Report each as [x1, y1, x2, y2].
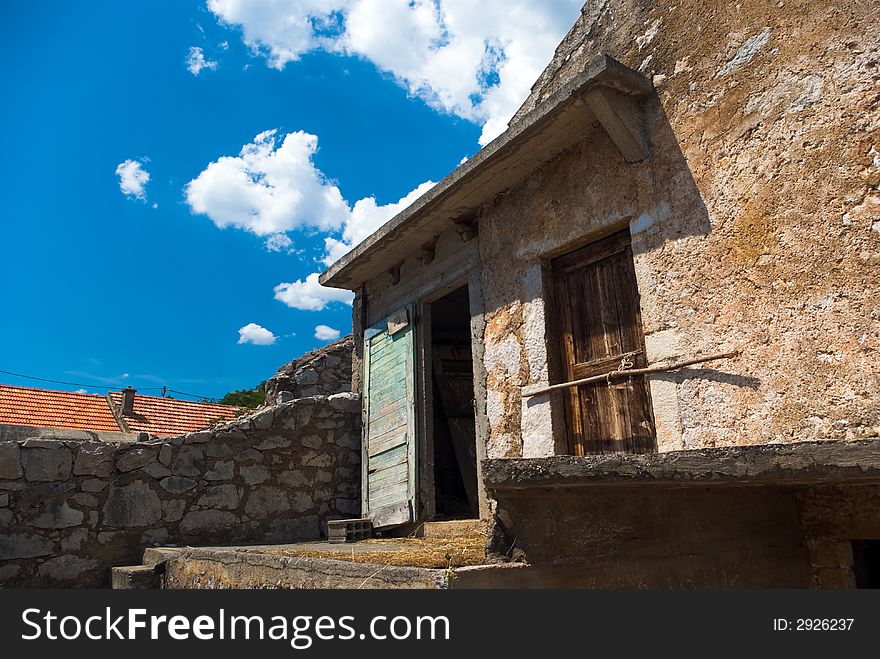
[0, 384, 241, 437]
[108, 392, 240, 437]
[0, 384, 121, 433]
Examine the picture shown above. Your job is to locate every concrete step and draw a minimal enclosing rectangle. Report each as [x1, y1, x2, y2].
[421, 519, 484, 540]
[143, 547, 184, 566]
[111, 565, 162, 589]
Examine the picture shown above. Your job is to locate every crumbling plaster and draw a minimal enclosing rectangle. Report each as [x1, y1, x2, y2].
[475, 0, 879, 456]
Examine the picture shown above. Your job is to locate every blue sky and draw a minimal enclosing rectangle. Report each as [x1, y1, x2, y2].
[0, 0, 581, 400]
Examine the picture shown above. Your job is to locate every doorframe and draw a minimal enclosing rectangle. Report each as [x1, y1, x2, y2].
[415, 273, 488, 522]
[543, 227, 657, 456]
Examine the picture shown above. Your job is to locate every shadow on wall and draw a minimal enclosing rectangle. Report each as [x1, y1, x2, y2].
[655, 368, 761, 390]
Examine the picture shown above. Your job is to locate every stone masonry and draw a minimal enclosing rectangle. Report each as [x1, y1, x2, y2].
[0, 393, 361, 587]
[265, 335, 353, 405]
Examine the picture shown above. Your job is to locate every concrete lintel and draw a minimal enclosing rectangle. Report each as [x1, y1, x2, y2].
[483, 440, 880, 492]
[582, 87, 648, 163]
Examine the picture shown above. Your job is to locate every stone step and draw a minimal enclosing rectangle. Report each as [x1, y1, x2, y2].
[111, 565, 162, 590]
[143, 547, 184, 566]
[421, 519, 484, 540]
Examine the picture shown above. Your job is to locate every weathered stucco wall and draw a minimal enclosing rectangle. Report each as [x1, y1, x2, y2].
[0, 393, 361, 587]
[478, 0, 879, 456]
[266, 335, 353, 404]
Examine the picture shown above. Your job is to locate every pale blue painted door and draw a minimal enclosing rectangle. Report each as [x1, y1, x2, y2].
[362, 306, 416, 527]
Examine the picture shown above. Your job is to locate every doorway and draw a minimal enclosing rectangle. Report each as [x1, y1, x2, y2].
[428, 285, 479, 519]
[549, 229, 657, 455]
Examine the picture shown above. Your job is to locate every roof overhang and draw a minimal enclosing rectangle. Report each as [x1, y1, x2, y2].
[320, 54, 654, 291]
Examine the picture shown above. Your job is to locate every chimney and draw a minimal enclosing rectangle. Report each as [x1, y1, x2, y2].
[121, 387, 136, 416]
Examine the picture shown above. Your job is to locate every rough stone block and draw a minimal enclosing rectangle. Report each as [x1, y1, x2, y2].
[255, 435, 290, 451]
[30, 501, 84, 529]
[115, 446, 159, 472]
[205, 461, 234, 481]
[23, 447, 72, 481]
[328, 392, 360, 414]
[197, 484, 239, 510]
[0, 443, 22, 479]
[158, 443, 174, 466]
[251, 409, 275, 430]
[73, 444, 115, 477]
[292, 492, 313, 513]
[180, 509, 238, 535]
[0, 492, 8, 507]
[0, 533, 54, 560]
[111, 565, 161, 589]
[37, 555, 99, 583]
[240, 464, 270, 485]
[300, 435, 323, 449]
[103, 481, 162, 528]
[141, 461, 172, 479]
[160, 476, 197, 493]
[171, 446, 205, 477]
[278, 470, 309, 488]
[205, 442, 234, 458]
[162, 499, 187, 523]
[80, 478, 108, 493]
[184, 431, 213, 444]
[301, 451, 333, 468]
[295, 368, 319, 386]
[244, 487, 290, 518]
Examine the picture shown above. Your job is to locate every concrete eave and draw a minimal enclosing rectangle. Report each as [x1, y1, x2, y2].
[482, 440, 880, 492]
[320, 54, 654, 290]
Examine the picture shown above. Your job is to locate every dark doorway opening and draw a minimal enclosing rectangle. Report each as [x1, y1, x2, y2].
[852, 540, 880, 588]
[429, 285, 479, 519]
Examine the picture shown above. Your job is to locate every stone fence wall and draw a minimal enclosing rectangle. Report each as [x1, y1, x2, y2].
[266, 335, 353, 404]
[0, 392, 361, 587]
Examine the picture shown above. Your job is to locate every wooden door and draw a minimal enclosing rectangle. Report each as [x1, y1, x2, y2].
[362, 306, 417, 527]
[550, 230, 656, 455]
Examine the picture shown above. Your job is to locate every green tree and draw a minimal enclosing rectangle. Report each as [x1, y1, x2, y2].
[218, 381, 266, 410]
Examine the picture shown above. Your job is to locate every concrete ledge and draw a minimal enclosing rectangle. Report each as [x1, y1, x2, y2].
[483, 440, 880, 492]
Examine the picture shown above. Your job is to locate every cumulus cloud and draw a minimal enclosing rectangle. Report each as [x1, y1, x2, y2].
[187, 129, 433, 312]
[264, 233, 295, 253]
[323, 180, 434, 265]
[115, 159, 150, 201]
[314, 324, 341, 341]
[274, 273, 354, 311]
[185, 130, 348, 236]
[237, 322, 278, 345]
[208, 0, 583, 145]
[186, 46, 219, 75]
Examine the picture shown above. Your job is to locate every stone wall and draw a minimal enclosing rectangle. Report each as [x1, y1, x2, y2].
[265, 336, 353, 405]
[475, 0, 879, 456]
[0, 393, 361, 587]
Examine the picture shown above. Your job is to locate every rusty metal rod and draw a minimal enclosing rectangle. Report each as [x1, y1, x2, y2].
[522, 350, 741, 397]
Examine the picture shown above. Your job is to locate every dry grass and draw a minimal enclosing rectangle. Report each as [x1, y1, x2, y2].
[268, 535, 486, 569]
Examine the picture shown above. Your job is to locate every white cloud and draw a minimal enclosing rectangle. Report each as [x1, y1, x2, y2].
[264, 233, 294, 253]
[186, 46, 218, 75]
[115, 159, 150, 201]
[237, 322, 278, 345]
[185, 130, 349, 236]
[314, 324, 341, 341]
[274, 272, 354, 311]
[74, 388, 88, 394]
[208, 0, 583, 145]
[323, 180, 434, 265]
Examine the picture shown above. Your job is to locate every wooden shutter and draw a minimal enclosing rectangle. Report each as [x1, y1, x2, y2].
[362, 306, 417, 527]
[550, 230, 656, 455]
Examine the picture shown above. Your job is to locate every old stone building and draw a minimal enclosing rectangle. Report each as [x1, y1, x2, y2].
[318, 0, 880, 586]
[2, 0, 877, 589]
